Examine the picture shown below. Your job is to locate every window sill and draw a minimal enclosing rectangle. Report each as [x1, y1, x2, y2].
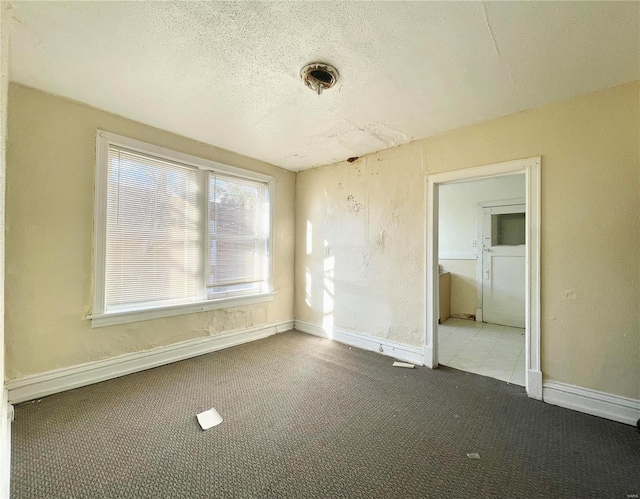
[87, 292, 276, 328]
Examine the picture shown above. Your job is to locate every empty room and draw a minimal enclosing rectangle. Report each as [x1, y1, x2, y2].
[0, 1, 639, 497]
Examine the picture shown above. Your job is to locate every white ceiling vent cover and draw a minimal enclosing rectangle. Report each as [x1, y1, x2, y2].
[300, 63, 339, 95]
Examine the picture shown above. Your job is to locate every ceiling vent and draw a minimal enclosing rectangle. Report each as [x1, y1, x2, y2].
[300, 63, 339, 95]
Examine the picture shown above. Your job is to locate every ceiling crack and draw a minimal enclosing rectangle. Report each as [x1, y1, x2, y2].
[481, 1, 515, 84]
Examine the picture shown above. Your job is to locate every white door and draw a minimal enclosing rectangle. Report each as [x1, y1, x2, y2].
[481, 204, 525, 328]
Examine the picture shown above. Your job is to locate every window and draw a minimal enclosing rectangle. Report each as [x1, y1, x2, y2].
[491, 212, 525, 246]
[90, 131, 274, 327]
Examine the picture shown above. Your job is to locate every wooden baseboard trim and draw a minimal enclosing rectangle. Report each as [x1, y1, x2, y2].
[294, 320, 424, 366]
[7, 319, 294, 404]
[543, 380, 640, 426]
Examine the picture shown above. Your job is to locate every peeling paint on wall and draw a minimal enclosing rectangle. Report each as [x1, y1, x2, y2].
[346, 194, 364, 213]
[356, 249, 370, 279]
[295, 142, 426, 346]
[376, 229, 387, 252]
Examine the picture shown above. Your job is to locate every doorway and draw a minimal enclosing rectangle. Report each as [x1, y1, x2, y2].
[424, 157, 542, 399]
[437, 179, 526, 385]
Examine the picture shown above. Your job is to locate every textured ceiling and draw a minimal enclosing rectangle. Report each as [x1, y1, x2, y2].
[8, 1, 640, 171]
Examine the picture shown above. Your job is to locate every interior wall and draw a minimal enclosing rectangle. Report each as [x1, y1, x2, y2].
[295, 81, 640, 400]
[0, 0, 7, 385]
[0, 4, 11, 496]
[438, 175, 525, 318]
[5, 83, 295, 381]
[296, 142, 427, 346]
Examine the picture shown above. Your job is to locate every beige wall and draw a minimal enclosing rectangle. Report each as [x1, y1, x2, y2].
[0, 6, 8, 386]
[1, 5, 10, 494]
[5, 84, 295, 381]
[296, 81, 640, 399]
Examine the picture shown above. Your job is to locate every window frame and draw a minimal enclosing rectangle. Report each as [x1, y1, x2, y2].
[88, 130, 275, 328]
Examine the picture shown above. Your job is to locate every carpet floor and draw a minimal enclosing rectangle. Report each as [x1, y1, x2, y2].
[10, 330, 640, 498]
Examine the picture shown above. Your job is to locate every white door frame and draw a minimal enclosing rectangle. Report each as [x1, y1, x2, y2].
[424, 157, 542, 399]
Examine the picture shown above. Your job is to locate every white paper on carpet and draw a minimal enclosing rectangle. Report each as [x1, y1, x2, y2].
[197, 408, 223, 430]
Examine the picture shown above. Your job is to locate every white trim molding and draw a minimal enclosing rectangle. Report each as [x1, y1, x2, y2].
[528, 370, 543, 400]
[87, 292, 276, 328]
[295, 320, 424, 366]
[543, 381, 640, 426]
[425, 157, 542, 399]
[438, 252, 477, 260]
[7, 319, 294, 404]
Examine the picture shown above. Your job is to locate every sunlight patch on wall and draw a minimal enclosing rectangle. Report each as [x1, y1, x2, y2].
[323, 240, 334, 337]
[306, 220, 312, 255]
[305, 268, 312, 307]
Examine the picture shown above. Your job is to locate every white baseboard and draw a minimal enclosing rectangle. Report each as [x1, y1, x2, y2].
[528, 370, 543, 400]
[12, 320, 636, 428]
[294, 320, 424, 366]
[274, 320, 295, 333]
[1, 389, 11, 499]
[7, 319, 294, 404]
[543, 381, 640, 426]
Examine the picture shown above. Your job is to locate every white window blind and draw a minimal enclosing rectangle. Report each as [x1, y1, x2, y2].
[105, 146, 200, 311]
[207, 174, 267, 295]
[92, 131, 274, 325]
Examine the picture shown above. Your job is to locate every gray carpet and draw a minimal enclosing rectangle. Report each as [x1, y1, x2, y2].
[11, 331, 640, 498]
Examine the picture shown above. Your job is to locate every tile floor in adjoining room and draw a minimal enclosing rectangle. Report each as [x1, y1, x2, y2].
[438, 317, 525, 386]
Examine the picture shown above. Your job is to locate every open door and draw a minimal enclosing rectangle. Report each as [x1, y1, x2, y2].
[481, 204, 525, 328]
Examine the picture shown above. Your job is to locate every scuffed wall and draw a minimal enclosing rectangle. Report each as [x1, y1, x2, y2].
[295, 81, 640, 400]
[5, 84, 295, 380]
[296, 142, 427, 347]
